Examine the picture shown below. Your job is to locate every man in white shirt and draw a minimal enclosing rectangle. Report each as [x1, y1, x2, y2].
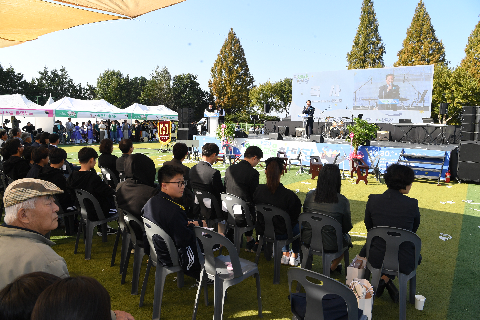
[99, 121, 107, 141]
[65, 118, 74, 144]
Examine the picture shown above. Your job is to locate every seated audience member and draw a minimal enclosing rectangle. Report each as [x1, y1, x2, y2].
[116, 138, 133, 180]
[23, 146, 35, 165]
[38, 148, 75, 212]
[48, 133, 60, 149]
[0, 130, 8, 147]
[67, 147, 116, 234]
[21, 133, 32, 147]
[359, 163, 420, 303]
[39, 132, 50, 148]
[253, 157, 302, 266]
[0, 272, 60, 320]
[98, 138, 119, 184]
[302, 164, 353, 273]
[0, 179, 68, 289]
[10, 128, 21, 141]
[163, 142, 194, 216]
[224, 145, 263, 251]
[1, 139, 30, 180]
[189, 143, 225, 221]
[142, 165, 203, 281]
[26, 147, 49, 179]
[31, 133, 42, 148]
[116, 153, 158, 220]
[31, 276, 135, 320]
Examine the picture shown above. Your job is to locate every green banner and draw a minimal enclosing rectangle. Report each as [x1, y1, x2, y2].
[55, 110, 78, 117]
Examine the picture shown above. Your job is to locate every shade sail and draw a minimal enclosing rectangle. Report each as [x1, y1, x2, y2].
[0, 38, 24, 48]
[0, 94, 54, 117]
[51, 97, 128, 119]
[56, 0, 186, 18]
[0, 0, 122, 42]
[125, 103, 178, 120]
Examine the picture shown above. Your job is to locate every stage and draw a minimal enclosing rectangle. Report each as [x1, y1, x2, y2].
[192, 134, 458, 181]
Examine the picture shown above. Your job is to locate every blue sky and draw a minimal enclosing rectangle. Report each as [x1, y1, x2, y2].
[1, 0, 479, 92]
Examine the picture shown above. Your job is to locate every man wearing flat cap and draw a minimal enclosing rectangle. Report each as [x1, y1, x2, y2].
[0, 178, 69, 288]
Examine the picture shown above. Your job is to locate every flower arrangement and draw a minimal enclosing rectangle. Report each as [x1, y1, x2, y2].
[346, 118, 378, 153]
[216, 121, 235, 143]
[348, 150, 364, 160]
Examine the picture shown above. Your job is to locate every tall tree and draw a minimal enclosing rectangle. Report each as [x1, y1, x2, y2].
[0, 64, 29, 95]
[249, 78, 292, 115]
[346, 0, 385, 69]
[394, 0, 446, 67]
[172, 73, 208, 121]
[140, 66, 173, 109]
[95, 70, 146, 109]
[459, 20, 480, 84]
[209, 28, 254, 113]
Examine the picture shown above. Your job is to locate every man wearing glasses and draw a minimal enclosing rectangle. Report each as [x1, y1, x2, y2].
[142, 165, 203, 280]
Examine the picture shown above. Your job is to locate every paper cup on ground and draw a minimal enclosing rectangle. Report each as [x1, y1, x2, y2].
[415, 295, 426, 310]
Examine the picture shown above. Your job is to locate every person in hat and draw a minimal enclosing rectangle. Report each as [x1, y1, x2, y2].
[0, 178, 68, 288]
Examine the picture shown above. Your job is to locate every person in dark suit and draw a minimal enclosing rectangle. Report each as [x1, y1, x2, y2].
[359, 163, 420, 302]
[302, 100, 315, 138]
[1, 139, 30, 181]
[224, 145, 263, 251]
[116, 139, 133, 181]
[378, 74, 400, 111]
[97, 139, 119, 185]
[189, 143, 225, 232]
[26, 146, 49, 179]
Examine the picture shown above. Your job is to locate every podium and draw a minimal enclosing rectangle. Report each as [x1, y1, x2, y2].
[204, 111, 219, 137]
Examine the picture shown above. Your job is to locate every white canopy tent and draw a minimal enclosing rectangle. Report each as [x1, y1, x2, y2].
[51, 97, 129, 120]
[0, 94, 53, 117]
[125, 103, 178, 121]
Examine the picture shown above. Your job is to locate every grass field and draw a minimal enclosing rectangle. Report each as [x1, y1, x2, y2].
[46, 142, 480, 319]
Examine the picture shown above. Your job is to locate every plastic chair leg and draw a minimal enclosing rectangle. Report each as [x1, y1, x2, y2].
[192, 270, 205, 320]
[323, 253, 331, 278]
[111, 227, 122, 267]
[152, 266, 169, 320]
[255, 273, 262, 317]
[399, 274, 408, 320]
[273, 241, 282, 284]
[74, 222, 83, 254]
[343, 249, 349, 276]
[213, 279, 225, 320]
[234, 227, 242, 252]
[139, 259, 152, 307]
[121, 242, 133, 285]
[409, 276, 416, 304]
[131, 245, 144, 295]
[85, 221, 94, 260]
[120, 231, 130, 274]
[254, 237, 264, 265]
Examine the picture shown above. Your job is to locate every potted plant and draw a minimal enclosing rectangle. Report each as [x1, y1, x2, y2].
[216, 121, 235, 144]
[346, 118, 378, 154]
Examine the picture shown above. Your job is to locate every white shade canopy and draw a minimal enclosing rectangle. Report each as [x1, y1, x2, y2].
[0, 94, 54, 117]
[51, 97, 128, 119]
[125, 103, 178, 121]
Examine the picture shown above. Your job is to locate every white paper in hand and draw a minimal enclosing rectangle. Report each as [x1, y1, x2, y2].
[233, 204, 243, 215]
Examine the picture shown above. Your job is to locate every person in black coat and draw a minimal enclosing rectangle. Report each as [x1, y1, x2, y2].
[26, 146, 49, 178]
[116, 139, 133, 181]
[253, 157, 302, 266]
[189, 143, 225, 222]
[1, 139, 30, 181]
[116, 153, 158, 220]
[142, 165, 203, 280]
[97, 139, 119, 185]
[224, 145, 263, 250]
[359, 163, 420, 302]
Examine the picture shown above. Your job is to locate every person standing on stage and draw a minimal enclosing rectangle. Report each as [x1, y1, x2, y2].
[302, 100, 315, 139]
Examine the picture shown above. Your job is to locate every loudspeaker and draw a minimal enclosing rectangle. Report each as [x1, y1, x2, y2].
[264, 103, 271, 114]
[439, 103, 448, 115]
[462, 114, 476, 125]
[177, 128, 191, 140]
[310, 135, 324, 143]
[458, 141, 480, 162]
[457, 161, 480, 182]
[234, 131, 248, 138]
[269, 133, 283, 140]
[462, 106, 478, 114]
[178, 108, 194, 126]
[461, 123, 476, 132]
[376, 131, 390, 141]
[399, 119, 412, 123]
[461, 132, 476, 141]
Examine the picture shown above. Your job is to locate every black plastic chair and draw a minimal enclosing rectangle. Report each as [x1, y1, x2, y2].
[288, 268, 367, 320]
[192, 227, 262, 320]
[54, 195, 79, 236]
[121, 210, 147, 295]
[110, 201, 130, 276]
[254, 204, 300, 284]
[193, 189, 225, 228]
[221, 193, 255, 252]
[298, 212, 349, 277]
[364, 227, 421, 320]
[141, 217, 184, 320]
[73, 189, 118, 260]
[100, 167, 119, 188]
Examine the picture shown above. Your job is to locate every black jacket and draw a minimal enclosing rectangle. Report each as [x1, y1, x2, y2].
[224, 160, 259, 204]
[26, 163, 43, 179]
[3, 156, 30, 180]
[116, 154, 129, 180]
[162, 158, 195, 216]
[116, 154, 158, 220]
[189, 161, 225, 219]
[359, 189, 420, 274]
[98, 153, 119, 179]
[253, 183, 302, 235]
[38, 166, 75, 211]
[67, 170, 115, 220]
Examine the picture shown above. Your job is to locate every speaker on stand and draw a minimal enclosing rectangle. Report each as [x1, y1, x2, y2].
[457, 140, 480, 182]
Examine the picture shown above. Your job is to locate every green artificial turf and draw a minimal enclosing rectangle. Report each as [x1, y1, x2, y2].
[46, 142, 479, 319]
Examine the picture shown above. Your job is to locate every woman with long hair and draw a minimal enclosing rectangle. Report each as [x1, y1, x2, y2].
[302, 164, 353, 273]
[253, 157, 302, 266]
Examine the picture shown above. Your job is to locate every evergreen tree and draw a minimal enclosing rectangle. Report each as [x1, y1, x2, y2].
[346, 0, 385, 69]
[394, 0, 446, 66]
[140, 66, 173, 109]
[172, 73, 209, 120]
[209, 28, 254, 113]
[459, 20, 480, 84]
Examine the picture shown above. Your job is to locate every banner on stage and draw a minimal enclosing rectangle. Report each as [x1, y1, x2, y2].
[157, 120, 172, 145]
[291, 65, 434, 124]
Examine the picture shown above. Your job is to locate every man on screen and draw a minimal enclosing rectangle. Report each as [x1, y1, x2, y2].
[378, 74, 400, 99]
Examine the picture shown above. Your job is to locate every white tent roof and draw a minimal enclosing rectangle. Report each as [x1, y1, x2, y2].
[51, 97, 128, 119]
[0, 94, 53, 117]
[125, 103, 178, 120]
[44, 96, 55, 106]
